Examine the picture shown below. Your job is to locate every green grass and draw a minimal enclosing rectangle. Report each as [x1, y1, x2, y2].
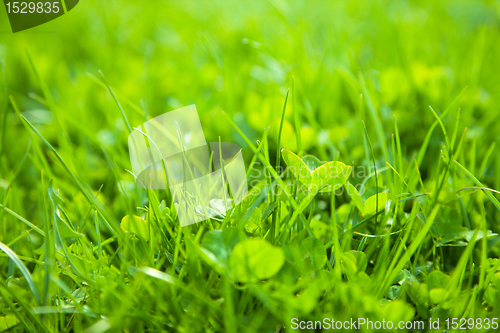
[1, 0, 500, 332]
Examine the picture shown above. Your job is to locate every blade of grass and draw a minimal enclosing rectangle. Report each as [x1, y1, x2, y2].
[0, 59, 7, 156]
[276, 89, 289, 169]
[393, 116, 403, 188]
[271, 89, 289, 242]
[359, 74, 388, 161]
[0, 285, 38, 332]
[478, 142, 495, 179]
[454, 160, 500, 211]
[0, 140, 30, 202]
[98, 70, 132, 133]
[362, 120, 379, 227]
[0, 241, 41, 305]
[18, 114, 120, 236]
[378, 204, 440, 298]
[9, 95, 53, 178]
[292, 76, 302, 154]
[0, 205, 45, 236]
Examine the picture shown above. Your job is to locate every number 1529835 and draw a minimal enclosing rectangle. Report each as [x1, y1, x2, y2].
[6, 2, 60, 14]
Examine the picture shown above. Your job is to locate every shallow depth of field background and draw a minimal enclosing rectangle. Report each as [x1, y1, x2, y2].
[2, 0, 500, 164]
[1, 0, 500, 332]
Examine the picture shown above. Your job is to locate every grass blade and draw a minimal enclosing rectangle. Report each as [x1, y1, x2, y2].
[455, 160, 500, 211]
[0, 241, 41, 305]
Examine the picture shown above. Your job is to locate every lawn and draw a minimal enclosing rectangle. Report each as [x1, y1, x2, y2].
[1, 0, 500, 332]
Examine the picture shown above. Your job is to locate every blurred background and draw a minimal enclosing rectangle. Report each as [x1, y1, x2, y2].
[1, 0, 500, 216]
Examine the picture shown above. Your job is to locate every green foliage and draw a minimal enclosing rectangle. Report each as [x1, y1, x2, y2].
[299, 237, 326, 272]
[201, 228, 239, 269]
[228, 238, 285, 283]
[282, 148, 351, 193]
[120, 215, 149, 241]
[1, 0, 500, 332]
[363, 192, 389, 216]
